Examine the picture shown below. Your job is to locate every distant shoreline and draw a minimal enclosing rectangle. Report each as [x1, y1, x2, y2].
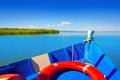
[0, 28, 59, 35]
[60, 30, 120, 36]
[60, 30, 120, 34]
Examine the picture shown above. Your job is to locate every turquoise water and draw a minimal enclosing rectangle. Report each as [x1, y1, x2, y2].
[0, 32, 120, 68]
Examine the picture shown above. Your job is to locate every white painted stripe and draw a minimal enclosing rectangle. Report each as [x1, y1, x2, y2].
[104, 75, 106, 78]
[53, 63, 58, 66]
[0, 78, 8, 80]
[83, 64, 91, 72]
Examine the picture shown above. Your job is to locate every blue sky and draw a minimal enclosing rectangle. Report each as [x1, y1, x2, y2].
[0, 0, 120, 31]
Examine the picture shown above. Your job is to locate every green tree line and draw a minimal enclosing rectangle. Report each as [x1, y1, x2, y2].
[0, 28, 59, 35]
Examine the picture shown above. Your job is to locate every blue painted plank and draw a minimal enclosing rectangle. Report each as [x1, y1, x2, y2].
[65, 45, 79, 61]
[97, 55, 117, 78]
[74, 43, 84, 59]
[9, 58, 36, 77]
[84, 41, 104, 66]
[109, 69, 120, 80]
[48, 48, 71, 63]
[65, 43, 84, 61]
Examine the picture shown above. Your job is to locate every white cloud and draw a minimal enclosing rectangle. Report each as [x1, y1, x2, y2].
[46, 24, 56, 27]
[58, 21, 72, 27]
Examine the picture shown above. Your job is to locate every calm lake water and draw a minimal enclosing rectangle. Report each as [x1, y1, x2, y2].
[0, 31, 120, 67]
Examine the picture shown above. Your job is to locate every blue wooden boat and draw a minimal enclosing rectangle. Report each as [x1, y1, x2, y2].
[0, 30, 120, 80]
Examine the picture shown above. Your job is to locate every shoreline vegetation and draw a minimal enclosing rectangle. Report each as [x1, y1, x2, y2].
[0, 28, 59, 35]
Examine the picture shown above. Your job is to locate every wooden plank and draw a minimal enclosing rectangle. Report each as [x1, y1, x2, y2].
[31, 54, 50, 72]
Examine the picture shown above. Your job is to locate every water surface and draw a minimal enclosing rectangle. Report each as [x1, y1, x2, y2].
[0, 31, 120, 67]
